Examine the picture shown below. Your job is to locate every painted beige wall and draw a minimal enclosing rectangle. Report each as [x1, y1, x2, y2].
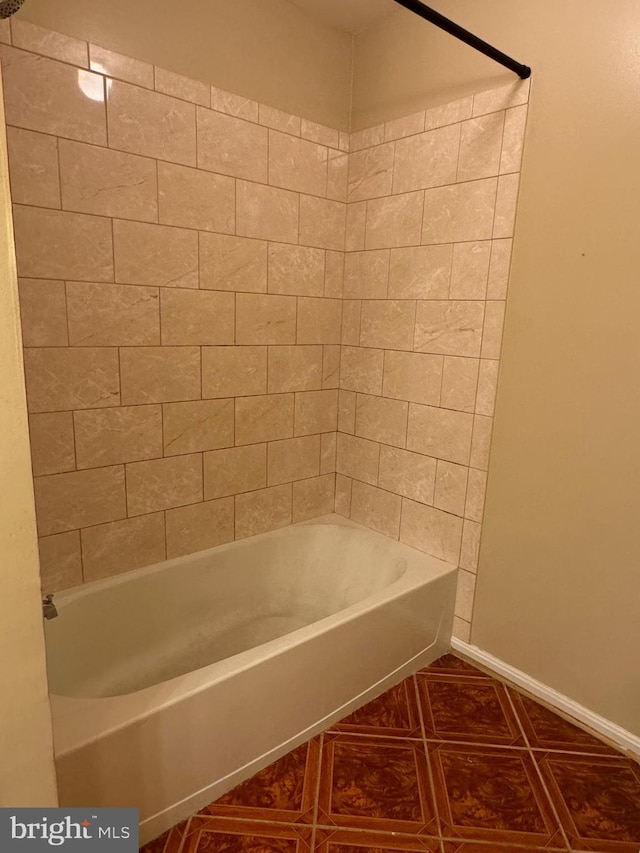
[16, 0, 353, 130]
[355, 0, 640, 735]
[0, 68, 58, 805]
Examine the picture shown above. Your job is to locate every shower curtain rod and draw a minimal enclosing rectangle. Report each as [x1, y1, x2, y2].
[392, 0, 532, 79]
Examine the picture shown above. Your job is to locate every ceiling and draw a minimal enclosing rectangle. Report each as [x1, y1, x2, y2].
[287, 0, 397, 34]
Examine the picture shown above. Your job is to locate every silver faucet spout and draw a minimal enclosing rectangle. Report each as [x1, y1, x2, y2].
[42, 593, 58, 620]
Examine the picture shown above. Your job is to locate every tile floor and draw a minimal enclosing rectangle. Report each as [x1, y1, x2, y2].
[140, 653, 640, 853]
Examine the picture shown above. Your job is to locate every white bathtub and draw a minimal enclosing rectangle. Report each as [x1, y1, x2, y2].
[45, 515, 456, 844]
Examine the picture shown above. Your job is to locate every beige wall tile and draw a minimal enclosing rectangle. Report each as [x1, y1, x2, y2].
[414, 301, 484, 357]
[500, 105, 528, 174]
[388, 245, 452, 299]
[267, 434, 320, 486]
[336, 432, 379, 485]
[460, 519, 481, 571]
[487, 239, 512, 300]
[211, 86, 258, 122]
[360, 300, 416, 350]
[202, 346, 267, 399]
[453, 617, 472, 643]
[434, 460, 469, 516]
[393, 125, 459, 193]
[407, 404, 473, 465]
[424, 97, 473, 130]
[348, 143, 394, 202]
[259, 104, 300, 135]
[120, 346, 200, 404]
[29, 412, 75, 476]
[294, 389, 338, 435]
[34, 465, 126, 536]
[11, 19, 88, 65]
[24, 347, 119, 413]
[324, 251, 344, 298]
[301, 119, 339, 149]
[493, 173, 520, 238]
[82, 513, 165, 582]
[356, 393, 408, 448]
[351, 480, 401, 539]
[127, 454, 202, 515]
[74, 405, 162, 468]
[400, 498, 463, 565]
[13, 206, 113, 282]
[457, 113, 505, 182]
[90, 44, 153, 88]
[456, 569, 476, 621]
[66, 281, 160, 346]
[236, 180, 299, 244]
[345, 201, 366, 251]
[204, 443, 266, 499]
[268, 243, 325, 296]
[322, 345, 340, 389]
[340, 346, 384, 395]
[299, 195, 346, 251]
[470, 414, 493, 471]
[38, 531, 82, 592]
[383, 350, 442, 406]
[0, 19, 10, 44]
[58, 140, 157, 222]
[235, 393, 294, 445]
[7, 127, 60, 208]
[158, 162, 235, 233]
[334, 473, 352, 516]
[450, 241, 491, 299]
[235, 483, 292, 539]
[465, 469, 487, 523]
[297, 297, 341, 344]
[268, 346, 323, 393]
[197, 106, 268, 181]
[107, 79, 196, 165]
[1, 45, 106, 144]
[422, 179, 497, 244]
[269, 130, 328, 196]
[236, 293, 297, 345]
[327, 152, 348, 202]
[441, 356, 479, 413]
[200, 233, 267, 293]
[344, 250, 389, 299]
[476, 359, 499, 417]
[155, 67, 209, 106]
[482, 301, 506, 359]
[18, 279, 68, 346]
[341, 300, 361, 346]
[166, 498, 234, 558]
[350, 124, 384, 152]
[384, 111, 425, 142]
[378, 445, 436, 505]
[160, 289, 235, 345]
[472, 80, 529, 117]
[338, 389, 356, 434]
[366, 191, 424, 249]
[163, 399, 234, 455]
[320, 432, 337, 474]
[114, 220, 198, 289]
[293, 474, 335, 522]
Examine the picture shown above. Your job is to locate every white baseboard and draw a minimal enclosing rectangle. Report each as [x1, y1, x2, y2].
[451, 638, 640, 759]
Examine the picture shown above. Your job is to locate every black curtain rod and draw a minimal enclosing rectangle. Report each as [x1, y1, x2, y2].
[392, 0, 531, 79]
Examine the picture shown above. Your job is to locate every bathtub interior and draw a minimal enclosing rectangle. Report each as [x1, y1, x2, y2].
[45, 520, 413, 700]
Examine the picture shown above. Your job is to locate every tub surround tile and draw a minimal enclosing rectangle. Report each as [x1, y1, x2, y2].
[126, 454, 203, 516]
[236, 293, 297, 345]
[336, 433, 379, 486]
[89, 44, 154, 88]
[211, 86, 259, 122]
[202, 346, 267, 399]
[334, 473, 352, 516]
[338, 390, 356, 435]
[234, 483, 292, 539]
[327, 152, 348, 203]
[472, 80, 530, 117]
[487, 239, 513, 300]
[434, 460, 468, 517]
[320, 433, 337, 475]
[424, 97, 473, 131]
[34, 465, 126, 536]
[494, 173, 520, 239]
[450, 241, 491, 300]
[459, 519, 481, 572]
[162, 399, 234, 456]
[236, 180, 299, 244]
[407, 405, 473, 466]
[11, 19, 87, 66]
[322, 345, 340, 390]
[348, 143, 394, 202]
[297, 297, 342, 345]
[120, 346, 201, 405]
[501, 105, 528, 174]
[475, 360, 499, 417]
[23, 347, 120, 414]
[393, 124, 460, 193]
[383, 351, 442, 407]
[268, 243, 325, 297]
[73, 405, 162, 469]
[292, 474, 335, 522]
[355, 393, 408, 449]
[259, 104, 301, 136]
[301, 119, 340, 149]
[456, 113, 504, 183]
[385, 110, 426, 142]
[345, 201, 367, 252]
[440, 357, 479, 413]
[38, 531, 83, 592]
[349, 124, 384, 152]
[341, 300, 361, 346]
[400, 499, 463, 564]
[200, 233, 268, 293]
[422, 179, 496, 245]
[359, 300, 416, 351]
[204, 444, 267, 500]
[464, 469, 487, 523]
[388, 245, 452, 300]
[414, 301, 484, 358]
[18, 279, 68, 347]
[340, 347, 384, 396]
[455, 569, 476, 623]
[165, 498, 234, 559]
[158, 161, 235, 233]
[113, 220, 199, 289]
[350, 481, 401, 539]
[235, 394, 294, 446]
[160, 289, 235, 346]
[365, 191, 424, 250]
[197, 107, 268, 182]
[268, 346, 323, 394]
[155, 67, 210, 107]
[81, 513, 166, 582]
[66, 281, 160, 346]
[344, 250, 389, 300]
[267, 435, 320, 486]
[324, 251, 345, 298]
[28, 412, 76, 476]
[6, 127, 61, 209]
[295, 389, 338, 436]
[268, 130, 328, 197]
[378, 446, 436, 505]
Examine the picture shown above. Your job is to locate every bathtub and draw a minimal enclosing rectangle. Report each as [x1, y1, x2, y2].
[45, 515, 456, 844]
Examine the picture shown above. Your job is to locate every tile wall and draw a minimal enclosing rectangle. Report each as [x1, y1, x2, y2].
[1, 20, 529, 639]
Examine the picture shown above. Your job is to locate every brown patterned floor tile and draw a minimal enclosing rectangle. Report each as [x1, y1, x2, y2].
[429, 742, 565, 848]
[200, 739, 320, 824]
[317, 734, 437, 834]
[141, 820, 189, 853]
[420, 655, 491, 679]
[508, 691, 621, 756]
[182, 818, 311, 853]
[314, 827, 440, 853]
[441, 843, 567, 852]
[417, 674, 525, 747]
[331, 678, 422, 738]
[536, 752, 640, 852]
